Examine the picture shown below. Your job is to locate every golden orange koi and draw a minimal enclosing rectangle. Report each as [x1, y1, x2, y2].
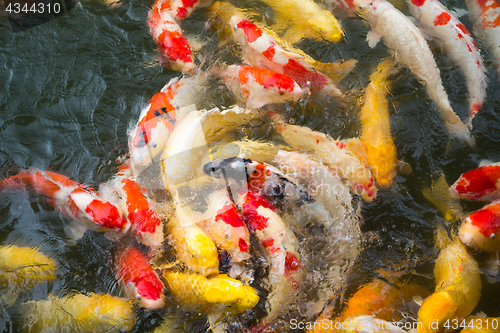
[417, 240, 481, 333]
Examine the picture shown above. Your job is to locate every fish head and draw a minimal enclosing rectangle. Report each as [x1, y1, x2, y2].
[354, 0, 380, 18]
[133, 275, 166, 309]
[308, 10, 344, 43]
[202, 275, 260, 313]
[450, 165, 500, 201]
[459, 204, 500, 252]
[229, 15, 261, 46]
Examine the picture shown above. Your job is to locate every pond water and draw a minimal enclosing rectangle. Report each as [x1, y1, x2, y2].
[1, 0, 500, 331]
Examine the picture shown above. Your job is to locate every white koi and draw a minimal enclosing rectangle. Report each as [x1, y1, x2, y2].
[407, 0, 487, 129]
[354, 0, 474, 146]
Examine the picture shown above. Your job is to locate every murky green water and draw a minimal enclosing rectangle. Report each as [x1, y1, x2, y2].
[1, 0, 500, 331]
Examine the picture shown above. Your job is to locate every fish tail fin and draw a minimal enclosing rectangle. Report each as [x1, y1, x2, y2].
[370, 57, 398, 85]
[314, 59, 358, 82]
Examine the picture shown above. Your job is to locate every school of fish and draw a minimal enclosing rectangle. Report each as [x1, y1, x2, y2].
[2, 0, 500, 331]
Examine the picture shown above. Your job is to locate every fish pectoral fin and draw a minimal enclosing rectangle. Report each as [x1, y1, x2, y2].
[63, 220, 88, 246]
[281, 49, 305, 61]
[314, 59, 358, 82]
[410, 29, 427, 49]
[395, 160, 412, 174]
[366, 30, 381, 48]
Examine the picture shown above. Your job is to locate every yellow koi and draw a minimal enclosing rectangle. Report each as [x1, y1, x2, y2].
[417, 240, 482, 333]
[0, 245, 57, 296]
[19, 293, 135, 333]
[161, 270, 259, 325]
[260, 0, 344, 43]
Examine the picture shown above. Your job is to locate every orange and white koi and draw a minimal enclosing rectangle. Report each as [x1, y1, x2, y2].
[230, 15, 343, 97]
[237, 191, 303, 325]
[270, 111, 378, 202]
[115, 245, 165, 309]
[417, 240, 481, 333]
[196, 189, 251, 263]
[100, 163, 163, 249]
[148, 0, 195, 74]
[354, 0, 474, 146]
[407, 0, 487, 128]
[465, 0, 500, 76]
[450, 162, 500, 201]
[128, 76, 205, 174]
[202, 156, 312, 206]
[459, 200, 500, 252]
[216, 64, 303, 109]
[0, 169, 130, 240]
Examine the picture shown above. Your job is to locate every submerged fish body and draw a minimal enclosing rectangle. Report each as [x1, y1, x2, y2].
[357, 58, 398, 189]
[197, 189, 251, 263]
[148, 0, 195, 73]
[270, 112, 377, 202]
[129, 76, 205, 174]
[164, 0, 209, 20]
[354, 0, 474, 146]
[162, 270, 259, 321]
[417, 241, 481, 333]
[0, 169, 130, 239]
[230, 15, 343, 97]
[450, 162, 500, 201]
[407, 0, 487, 128]
[259, 0, 344, 43]
[217, 64, 303, 108]
[0, 245, 57, 296]
[19, 293, 136, 333]
[115, 245, 165, 309]
[465, 0, 500, 76]
[459, 200, 500, 252]
[237, 191, 303, 325]
[100, 163, 164, 248]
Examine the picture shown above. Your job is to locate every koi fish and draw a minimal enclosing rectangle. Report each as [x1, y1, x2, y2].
[340, 279, 431, 322]
[459, 200, 500, 252]
[350, 58, 399, 188]
[0, 169, 130, 241]
[163, 0, 212, 20]
[423, 170, 462, 223]
[406, 0, 487, 129]
[354, 0, 475, 146]
[19, 293, 136, 333]
[0, 245, 57, 304]
[115, 245, 165, 309]
[237, 191, 303, 325]
[196, 189, 251, 263]
[450, 162, 500, 201]
[270, 111, 378, 202]
[165, 201, 220, 276]
[216, 64, 303, 109]
[203, 140, 281, 166]
[417, 240, 481, 333]
[100, 163, 163, 248]
[128, 75, 205, 174]
[148, 0, 195, 74]
[229, 15, 344, 97]
[202, 156, 311, 206]
[259, 0, 344, 44]
[161, 270, 259, 327]
[465, 0, 500, 76]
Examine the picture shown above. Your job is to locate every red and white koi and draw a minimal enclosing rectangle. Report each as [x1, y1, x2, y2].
[148, 0, 195, 74]
[407, 0, 487, 128]
[115, 245, 165, 309]
[237, 191, 303, 325]
[128, 76, 204, 174]
[230, 15, 343, 97]
[100, 163, 164, 249]
[465, 0, 500, 76]
[163, 0, 212, 20]
[270, 111, 378, 202]
[0, 169, 130, 240]
[450, 162, 500, 201]
[216, 64, 303, 109]
[459, 200, 500, 252]
[196, 189, 251, 263]
[354, 0, 474, 146]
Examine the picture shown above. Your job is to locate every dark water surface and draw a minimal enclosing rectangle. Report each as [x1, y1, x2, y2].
[1, 0, 500, 331]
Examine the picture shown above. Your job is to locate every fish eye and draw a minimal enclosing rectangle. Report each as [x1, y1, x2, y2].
[279, 91, 284, 96]
[233, 24, 238, 30]
[151, 142, 157, 148]
[136, 295, 142, 300]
